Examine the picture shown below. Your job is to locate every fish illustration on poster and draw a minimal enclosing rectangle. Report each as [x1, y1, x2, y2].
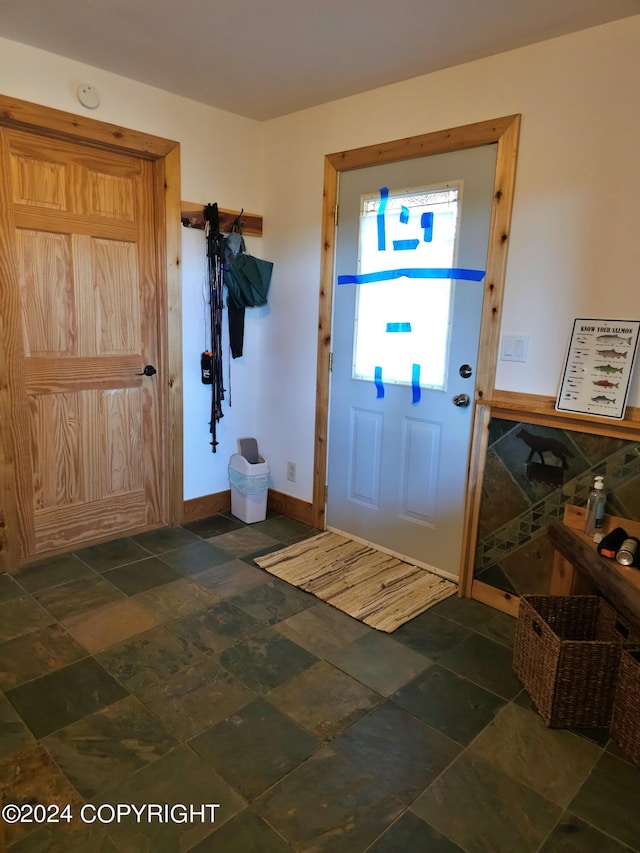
[556, 319, 640, 419]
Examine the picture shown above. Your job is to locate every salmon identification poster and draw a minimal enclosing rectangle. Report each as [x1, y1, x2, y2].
[556, 318, 640, 419]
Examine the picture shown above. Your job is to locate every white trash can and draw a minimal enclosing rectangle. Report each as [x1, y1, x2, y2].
[228, 443, 269, 524]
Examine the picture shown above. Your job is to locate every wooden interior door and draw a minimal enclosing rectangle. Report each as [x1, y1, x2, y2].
[1, 127, 165, 560]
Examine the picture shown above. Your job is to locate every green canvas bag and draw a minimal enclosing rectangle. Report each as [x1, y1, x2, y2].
[224, 235, 273, 308]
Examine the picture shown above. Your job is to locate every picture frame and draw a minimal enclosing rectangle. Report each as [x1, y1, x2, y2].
[556, 318, 640, 420]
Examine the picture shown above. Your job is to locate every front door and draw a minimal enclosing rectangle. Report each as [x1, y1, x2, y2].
[0, 127, 165, 561]
[326, 146, 496, 578]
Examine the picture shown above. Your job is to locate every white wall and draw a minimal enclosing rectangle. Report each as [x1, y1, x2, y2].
[259, 17, 640, 502]
[0, 36, 264, 500]
[3, 17, 640, 508]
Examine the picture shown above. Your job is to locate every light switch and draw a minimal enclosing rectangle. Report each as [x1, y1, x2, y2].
[501, 334, 529, 363]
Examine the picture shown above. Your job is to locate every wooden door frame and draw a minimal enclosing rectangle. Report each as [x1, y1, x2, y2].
[312, 115, 521, 593]
[0, 94, 182, 571]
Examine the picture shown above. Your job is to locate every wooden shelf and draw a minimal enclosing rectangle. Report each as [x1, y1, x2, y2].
[548, 505, 640, 631]
[180, 202, 263, 236]
[480, 390, 640, 440]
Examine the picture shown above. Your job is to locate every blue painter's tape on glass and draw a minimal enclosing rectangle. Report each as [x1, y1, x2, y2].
[421, 211, 434, 242]
[377, 187, 388, 252]
[412, 364, 421, 404]
[386, 322, 412, 333]
[337, 267, 485, 285]
[374, 366, 384, 398]
[392, 239, 420, 251]
[400, 205, 410, 224]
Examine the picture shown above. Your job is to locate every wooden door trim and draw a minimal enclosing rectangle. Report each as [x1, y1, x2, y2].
[313, 115, 521, 594]
[0, 94, 183, 571]
[0, 95, 177, 158]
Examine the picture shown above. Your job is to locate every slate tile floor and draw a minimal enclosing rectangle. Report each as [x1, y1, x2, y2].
[1, 512, 639, 852]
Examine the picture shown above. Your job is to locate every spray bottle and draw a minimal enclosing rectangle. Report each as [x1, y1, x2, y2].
[584, 475, 606, 540]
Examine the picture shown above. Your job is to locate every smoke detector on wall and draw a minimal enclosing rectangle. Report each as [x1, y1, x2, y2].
[77, 83, 100, 109]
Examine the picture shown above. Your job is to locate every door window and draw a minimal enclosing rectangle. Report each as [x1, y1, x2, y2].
[353, 183, 461, 390]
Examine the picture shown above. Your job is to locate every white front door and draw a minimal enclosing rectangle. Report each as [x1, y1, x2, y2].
[326, 146, 497, 578]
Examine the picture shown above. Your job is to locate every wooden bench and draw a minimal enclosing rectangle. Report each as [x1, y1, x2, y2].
[548, 505, 640, 631]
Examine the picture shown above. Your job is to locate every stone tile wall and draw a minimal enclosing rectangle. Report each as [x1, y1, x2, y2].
[474, 419, 640, 596]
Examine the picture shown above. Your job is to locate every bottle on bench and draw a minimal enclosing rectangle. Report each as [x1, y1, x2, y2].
[584, 475, 606, 542]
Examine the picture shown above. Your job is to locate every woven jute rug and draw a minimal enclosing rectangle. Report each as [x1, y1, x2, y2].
[254, 531, 457, 633]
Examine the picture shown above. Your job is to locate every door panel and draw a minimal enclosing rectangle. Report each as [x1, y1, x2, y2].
[18, 230, 74, 352]
[348, 408, 383, 506]
[401, 417, 439, 522]
[2, 127, 163, 558]
[94, 239, 140, 349]
[327, 146, 496, 577]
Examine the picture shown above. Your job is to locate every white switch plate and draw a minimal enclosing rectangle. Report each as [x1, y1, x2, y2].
[501, 334, 529, 363]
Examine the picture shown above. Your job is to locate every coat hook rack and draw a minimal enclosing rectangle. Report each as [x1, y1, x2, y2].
[181, 201, 263, 236]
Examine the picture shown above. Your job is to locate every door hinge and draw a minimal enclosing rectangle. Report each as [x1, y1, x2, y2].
[328, 352, 334, 372]
[334, 204, 339, 227]
[324, 485, 328, 503]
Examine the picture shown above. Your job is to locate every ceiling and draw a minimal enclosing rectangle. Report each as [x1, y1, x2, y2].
[1, 0, 639, 121]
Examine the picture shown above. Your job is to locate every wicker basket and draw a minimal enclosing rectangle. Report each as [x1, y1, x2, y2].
[513, 595, 635, 728]
[611, 649, 640, 766]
